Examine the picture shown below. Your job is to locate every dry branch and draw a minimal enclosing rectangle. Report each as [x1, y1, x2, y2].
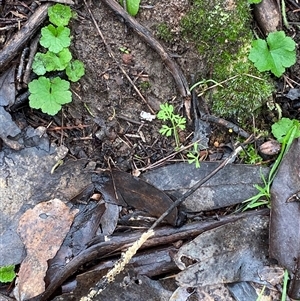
[0, 3, 51, 72]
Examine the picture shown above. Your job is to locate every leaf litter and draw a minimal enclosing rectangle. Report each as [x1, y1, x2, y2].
[13, 199, 78, 301]
[269, 138, 300, 299]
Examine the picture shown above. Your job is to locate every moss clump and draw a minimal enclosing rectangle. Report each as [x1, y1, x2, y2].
[139, 80, 151, 91]
[181, 0, 274, 123]
[156, 23, 174, 43]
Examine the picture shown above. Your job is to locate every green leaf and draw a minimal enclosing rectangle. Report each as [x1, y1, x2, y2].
[125, 0, 140, 16]
[32, 52, 48, 75]
[48, 4, 72, 27]
[56, 48, 72, 70]
[28, 76, 72, 115]
[272, 117, 300, 143]
[0, 265, 15, 283]
[40, 25, 71, 53]
[248, 31, 296, 77]
[66, 60, 85, 82]
[32, 49, 72, 75]
[157, 103, 175, 121]
[159, 125, 172, 137]
[248, 0, 262, 3]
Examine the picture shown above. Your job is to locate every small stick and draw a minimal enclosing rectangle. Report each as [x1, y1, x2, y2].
[0, 3, 51, 71]
[23, 34, 40, 85]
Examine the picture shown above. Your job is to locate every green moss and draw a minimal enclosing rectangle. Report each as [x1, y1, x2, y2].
[181, 0, 275, 123]
[139, 80, 151, 91]
[156, 23, 173, 43]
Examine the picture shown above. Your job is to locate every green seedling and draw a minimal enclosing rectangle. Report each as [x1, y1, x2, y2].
[66, 60, 85, 82]
[29, 3, 85, 116]
[40, 25, 71, 53]
[0, 265, 16, 283]
[121, 0, 140, 16]
[243, 117, 300, 210]
[32, 48, 72, 75]
[119, 46, 130, 54]
[157, 104, 201, 168]
[248, 0, 262, 3]
[157, 103, 186, 149]
[249, 31, 296, 77]
[239, 144, 263, 164]
[186, 142, 201, 168]
[281, 269, 289, 301]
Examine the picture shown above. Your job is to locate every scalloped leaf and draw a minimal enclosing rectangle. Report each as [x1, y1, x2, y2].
[28, 77, 72, 115]
[40, 25, 71, 53]
[48, 3, 72, 27]
[66, 60, 85, 82]
[249, 31, 296, 77]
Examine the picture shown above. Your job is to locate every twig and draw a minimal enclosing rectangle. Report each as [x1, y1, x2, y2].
[83, 0, 155, 115]
[0, 3, 51, 71]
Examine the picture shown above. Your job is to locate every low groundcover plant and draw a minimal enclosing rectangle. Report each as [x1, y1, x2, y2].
[28, 3, 85, 116]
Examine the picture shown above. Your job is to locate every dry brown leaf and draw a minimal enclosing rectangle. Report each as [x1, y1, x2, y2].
[13, 199, 78, 301]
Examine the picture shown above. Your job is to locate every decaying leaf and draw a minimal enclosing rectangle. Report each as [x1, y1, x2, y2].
[13, 199, 78, 301]
[174, 213, 269, 288]
[143, 162, 269, 211]
[45, 201, 106, 284]
[0, 129, 94, 268]
[269, 139, 300, 299]
[93, 170, 178, 226]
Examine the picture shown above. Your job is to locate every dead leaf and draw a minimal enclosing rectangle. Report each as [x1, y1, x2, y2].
[13, 199, 78, 301]
[45, 201, 106, 284]
[174, 213, 269, 288]
[51, 270, 172, 301]
[269, 139, 300, 299]
[93, 170, 178, 226]
[0, 66, 16, 106]
[0, 129, 95, 267]
[142, 162, 269, 211]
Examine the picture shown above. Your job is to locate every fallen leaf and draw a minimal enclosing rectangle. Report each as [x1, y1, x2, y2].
[142, 162, 269, 211]
[45, 201, 106, 284]
[13, 199, 78, 301]
[174, 213, 269, 288]
[0, 127, 95, 267]
[93, 170, 178, 226]
[269, 139, 300, 299]
[0, 66, 15, 106]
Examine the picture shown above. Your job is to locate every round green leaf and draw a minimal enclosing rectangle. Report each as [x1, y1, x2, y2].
[48, 4, 72, 27]
[32, 52, 47, 75]
[126, 0, 141, 16]
[66, 60, 85, 82]
[28, 76, 72, 115]
[0, 265, 16, 283]
[40, 25, 71, 53]
[249, 31, 296, 77]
